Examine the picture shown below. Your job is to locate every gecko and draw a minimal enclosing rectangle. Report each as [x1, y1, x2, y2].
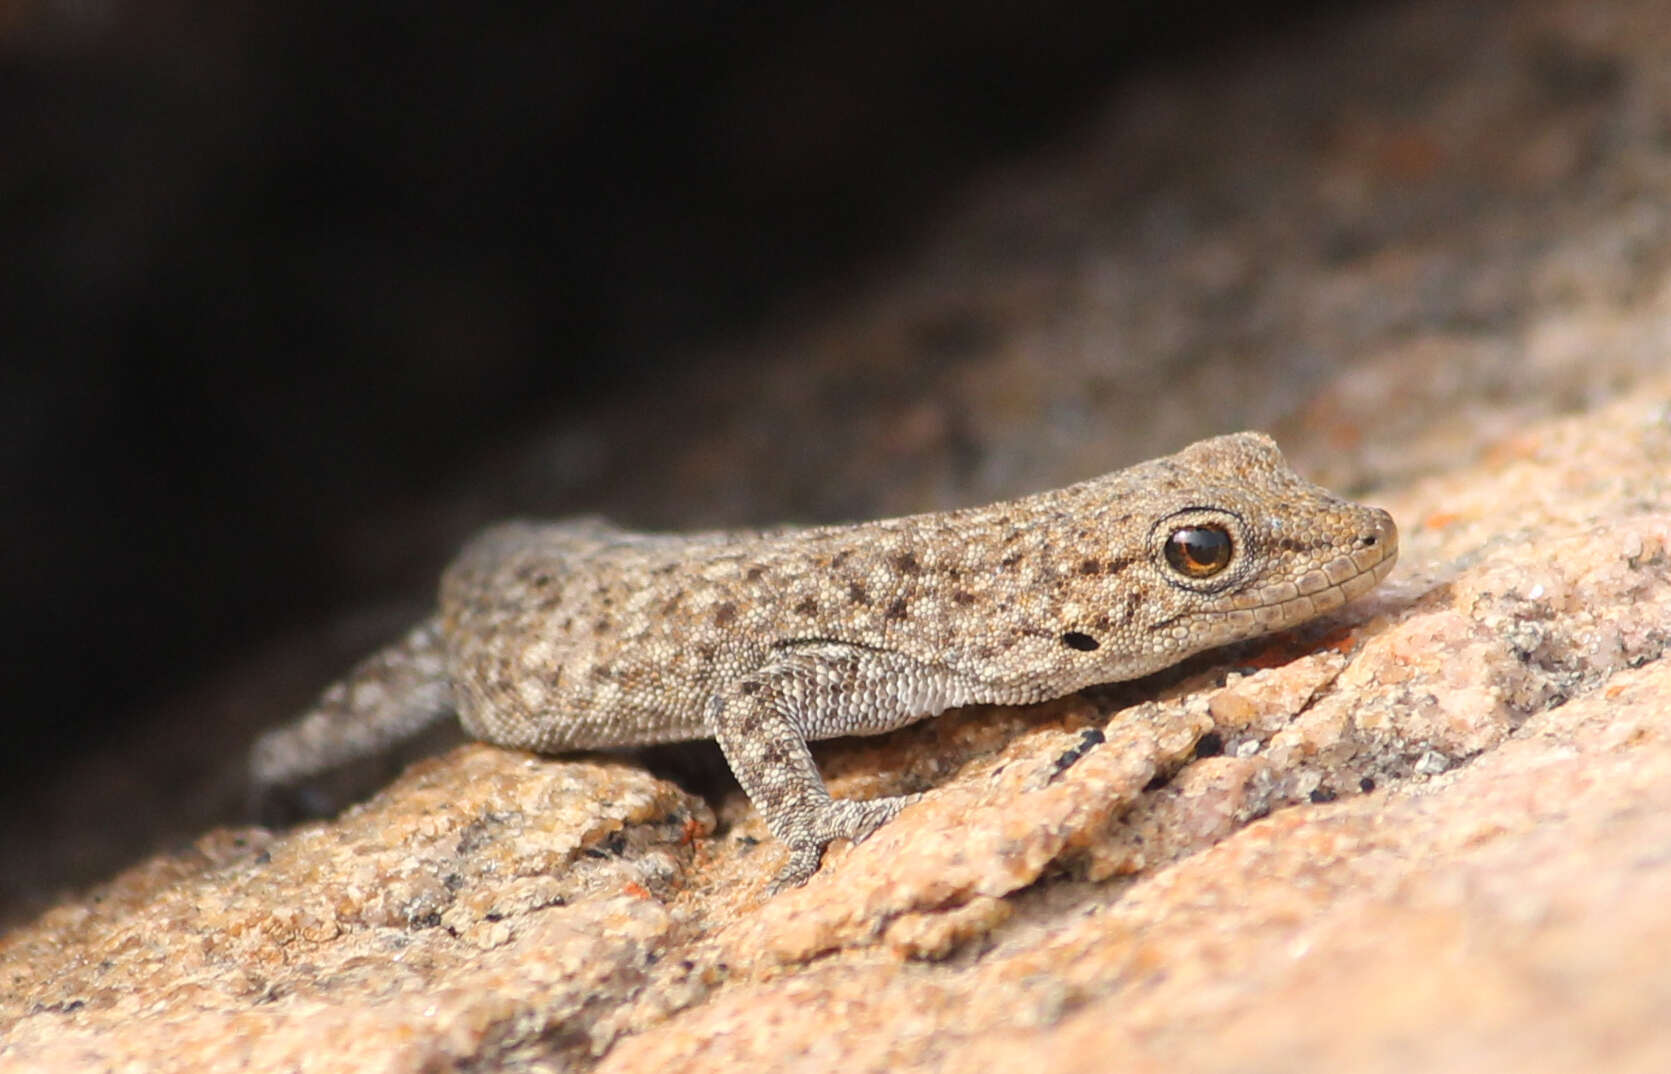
[251, 432, 1398, 889]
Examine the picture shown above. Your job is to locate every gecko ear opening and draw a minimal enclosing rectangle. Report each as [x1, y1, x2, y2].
[1060, 631, 1101, 651]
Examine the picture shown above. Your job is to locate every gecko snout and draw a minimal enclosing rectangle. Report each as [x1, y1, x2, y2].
[1354, 507, 1399, 584]
[1361, 508, 1397, 551]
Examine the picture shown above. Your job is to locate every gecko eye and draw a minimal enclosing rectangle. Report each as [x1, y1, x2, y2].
[1164, 524, 1233, 578]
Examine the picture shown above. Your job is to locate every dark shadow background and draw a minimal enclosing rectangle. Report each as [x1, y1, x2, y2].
[2, 1, 1353, 817]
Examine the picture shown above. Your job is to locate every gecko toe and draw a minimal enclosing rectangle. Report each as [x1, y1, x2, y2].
[768, 844, 826, 893]
[766, 793, 924, 893]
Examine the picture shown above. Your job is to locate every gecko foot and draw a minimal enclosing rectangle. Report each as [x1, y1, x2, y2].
[768, 792, 924, 892]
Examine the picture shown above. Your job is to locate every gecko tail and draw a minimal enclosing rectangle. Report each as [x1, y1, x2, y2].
[249, 616, 460, 823]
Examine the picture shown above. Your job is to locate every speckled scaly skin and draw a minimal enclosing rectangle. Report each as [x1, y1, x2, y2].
[252, 432, 1398, 888]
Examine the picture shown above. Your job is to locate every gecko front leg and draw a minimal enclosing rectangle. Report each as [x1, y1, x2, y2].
[709, 645, 942, 890]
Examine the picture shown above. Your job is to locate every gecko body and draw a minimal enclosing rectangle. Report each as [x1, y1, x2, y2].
[253, 432, 1397, 887]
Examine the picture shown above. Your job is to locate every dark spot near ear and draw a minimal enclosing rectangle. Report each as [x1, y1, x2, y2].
[848, 581, 870, 605]
[885, 597, 909, 621]
[1078, 558, 1101, 575]
[713, 602, 738, 627]
[740, 681, 760, 695]
[951, 590, 976, 605]
[793, 597, 818, 616]
[891, 552, 922, 575]
[1093, 614, 1111, 630]
[1061, 631, 1100, 651]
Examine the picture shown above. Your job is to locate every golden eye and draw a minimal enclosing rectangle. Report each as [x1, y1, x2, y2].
[1164, 524, 1233, 578]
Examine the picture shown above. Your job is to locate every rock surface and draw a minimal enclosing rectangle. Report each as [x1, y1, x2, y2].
[7, 0, 1671, 1071]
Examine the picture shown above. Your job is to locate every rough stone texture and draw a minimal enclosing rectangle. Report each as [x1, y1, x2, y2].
[6, 384, 1669, 1074]
[7, 0, 1671, 1070]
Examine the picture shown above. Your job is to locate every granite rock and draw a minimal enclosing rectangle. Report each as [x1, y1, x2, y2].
[6, 388, 1668, 1074]
[7, 0, 1671, 1070]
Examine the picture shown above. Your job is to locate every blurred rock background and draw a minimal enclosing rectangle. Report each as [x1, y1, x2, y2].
[6, 1, 1671, 1070]
[2, 0, 1353, 901]
[6, 0, 1669, 925]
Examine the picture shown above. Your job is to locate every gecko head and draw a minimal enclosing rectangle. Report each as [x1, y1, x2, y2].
[1051, 432, 1398, 681]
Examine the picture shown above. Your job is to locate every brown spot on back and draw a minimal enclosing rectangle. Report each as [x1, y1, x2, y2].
[793, 596, 818, 616]
[1104, 553, 1136, 576]
[848, 581, 871, 605]
[713, 601, 738, 627]
[891, 552, 922, 575]
[745, 566, 766, 581]
[951, 590, 976, 605]
[1001, 552, 1024, 568]
[885, 597, 909, 621]
[1078, 558, 1101, 575]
